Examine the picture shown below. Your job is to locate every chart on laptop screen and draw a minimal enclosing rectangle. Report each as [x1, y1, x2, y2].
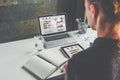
[39, 15, 66, 35]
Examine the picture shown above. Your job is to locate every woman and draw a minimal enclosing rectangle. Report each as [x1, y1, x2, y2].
[65, 0, 120, 80]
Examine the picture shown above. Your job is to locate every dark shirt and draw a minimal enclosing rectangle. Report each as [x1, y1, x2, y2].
[65, 38, 120, 80]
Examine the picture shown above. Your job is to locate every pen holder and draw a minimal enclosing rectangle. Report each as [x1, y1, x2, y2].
[78, 22, 88, 34]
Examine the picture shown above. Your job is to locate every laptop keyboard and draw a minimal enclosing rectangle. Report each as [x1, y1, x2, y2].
[44, 33, 70, 41]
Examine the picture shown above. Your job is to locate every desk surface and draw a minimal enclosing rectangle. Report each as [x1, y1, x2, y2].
[0, 28, 97, 80]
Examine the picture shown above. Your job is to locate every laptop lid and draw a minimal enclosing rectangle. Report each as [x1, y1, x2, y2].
[38, 13, 68, 36]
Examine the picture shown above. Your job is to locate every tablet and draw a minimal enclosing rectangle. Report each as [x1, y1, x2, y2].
[60, 44, 83, 58]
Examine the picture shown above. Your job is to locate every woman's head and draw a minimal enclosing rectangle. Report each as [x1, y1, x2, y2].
[85, 0, 120, 30]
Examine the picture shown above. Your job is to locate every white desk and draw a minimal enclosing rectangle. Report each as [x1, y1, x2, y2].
[0, 28, 96, 80]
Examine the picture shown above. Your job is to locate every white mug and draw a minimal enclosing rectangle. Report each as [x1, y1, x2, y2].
[34, 35, 44, 51]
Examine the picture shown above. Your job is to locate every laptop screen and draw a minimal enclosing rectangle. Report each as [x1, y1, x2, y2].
[38, 14, 67, 35]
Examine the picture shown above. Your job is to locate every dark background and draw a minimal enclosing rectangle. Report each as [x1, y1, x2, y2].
[58, 0, 85, 31]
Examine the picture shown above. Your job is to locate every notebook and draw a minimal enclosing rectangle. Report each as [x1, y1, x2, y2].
[38, 13, 76, 48]
[23, 50, 68, 80]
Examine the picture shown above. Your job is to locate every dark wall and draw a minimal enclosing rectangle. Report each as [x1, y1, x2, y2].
[57, 0, 85, 31]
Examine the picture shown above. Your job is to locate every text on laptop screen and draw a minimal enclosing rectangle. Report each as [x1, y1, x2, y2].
[39, 15, 66, 35]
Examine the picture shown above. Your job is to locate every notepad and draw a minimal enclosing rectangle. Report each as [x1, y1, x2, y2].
[23, 50, 68, 79]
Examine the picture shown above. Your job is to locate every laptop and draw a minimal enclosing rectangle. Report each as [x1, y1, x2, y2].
[38, 13, 76, 48]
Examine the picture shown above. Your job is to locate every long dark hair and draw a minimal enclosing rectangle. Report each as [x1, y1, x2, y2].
[112, 46, 120, 80]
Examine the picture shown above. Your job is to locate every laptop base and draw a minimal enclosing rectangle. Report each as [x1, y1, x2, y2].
[43, 37, 76, 48]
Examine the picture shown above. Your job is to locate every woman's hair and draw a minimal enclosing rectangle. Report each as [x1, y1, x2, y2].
[112, 46, 120, 80]
[87, 0, 120, 23]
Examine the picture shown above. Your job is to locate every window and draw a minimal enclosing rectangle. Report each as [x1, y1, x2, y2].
[0, 0, 85, 43]
[0, 0, 57, 43]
